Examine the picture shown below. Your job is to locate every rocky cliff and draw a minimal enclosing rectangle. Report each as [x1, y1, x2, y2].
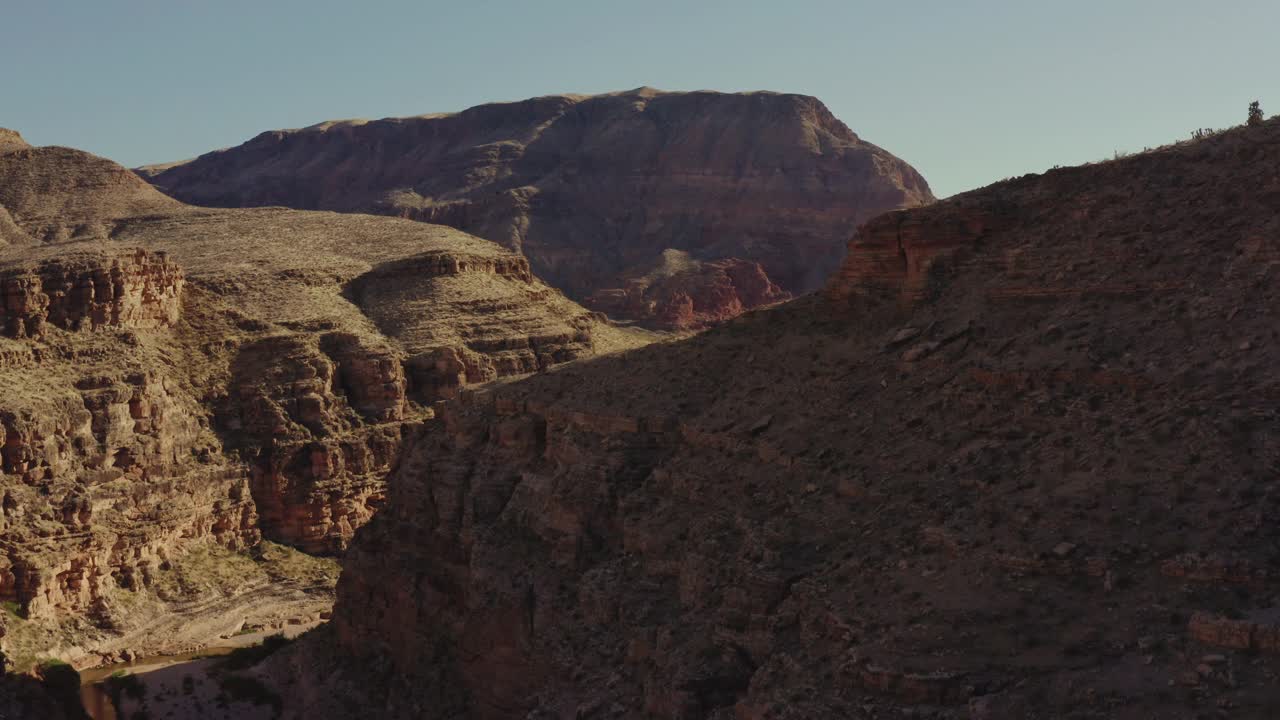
[0, 249, 183, 338]
[140, 88, 933, 329]
[0, 131, 650, 666]
[584, 251, 791, 331]
[280, 119, 1280, 718]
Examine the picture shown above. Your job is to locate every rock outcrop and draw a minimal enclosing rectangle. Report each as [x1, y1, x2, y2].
[140, 88, 933, 329]
[222, 332, 405, 554]
[0, 129, 28, 154]
[0, 249, 183, 338]
[280, 119, 1280, 718]
[0, 248, 272, 666]
[0, 130, 650, 666]
[587, 254, 791, 331]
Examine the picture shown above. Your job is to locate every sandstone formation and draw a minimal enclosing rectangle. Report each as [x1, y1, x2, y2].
[140, 88, 933, 329]
[277, 118, 1280, 718]
[0, 131, 648, 668]
[0, 249, 183, 339]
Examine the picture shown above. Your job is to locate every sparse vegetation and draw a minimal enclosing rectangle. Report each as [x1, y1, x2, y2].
[147, 541, 339, 602]
[37, 659, 88, 719]
[254, 541, 342, 586]
[105, 669, 147, 706]
[1248, 100, 1264, 126]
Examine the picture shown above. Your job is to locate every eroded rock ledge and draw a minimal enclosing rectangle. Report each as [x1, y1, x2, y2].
[0, 249, 183, 338]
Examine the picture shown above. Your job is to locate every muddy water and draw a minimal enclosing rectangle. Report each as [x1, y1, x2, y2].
[78, 621, 322, 720]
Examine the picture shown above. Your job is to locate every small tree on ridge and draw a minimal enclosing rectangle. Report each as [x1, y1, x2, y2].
[1248, 100, 1264, 126]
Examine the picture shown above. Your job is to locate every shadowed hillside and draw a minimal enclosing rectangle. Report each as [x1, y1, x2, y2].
[267, 118, 1280, 718]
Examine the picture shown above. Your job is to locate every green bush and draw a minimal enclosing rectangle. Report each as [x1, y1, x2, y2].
[104, 670, 146, 706]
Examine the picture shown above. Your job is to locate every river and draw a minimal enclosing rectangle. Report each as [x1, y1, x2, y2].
[77, 621, 320, 720]
[79, 645, 251, 720]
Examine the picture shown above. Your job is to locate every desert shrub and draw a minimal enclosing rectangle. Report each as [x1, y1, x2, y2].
[36, 659, 89, 720]
[1248, 100, 1264, 126]
[104, 669, 146, 706]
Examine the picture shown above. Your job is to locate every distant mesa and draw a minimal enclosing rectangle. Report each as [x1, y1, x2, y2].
[139, 88, 934, 329]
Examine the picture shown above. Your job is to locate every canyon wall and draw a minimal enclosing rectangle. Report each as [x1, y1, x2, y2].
[0, 249, 183, 338]
[141, 88, 933, 329]
[0, 131, 651, 666]
[0, 249, 264, 656]
[303, 119, 1280, 718]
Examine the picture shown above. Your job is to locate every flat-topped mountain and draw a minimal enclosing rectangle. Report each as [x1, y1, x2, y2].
[0, 130, 649, 672]
[269, 119, 1280, 718]
[140, 88, 933, 329]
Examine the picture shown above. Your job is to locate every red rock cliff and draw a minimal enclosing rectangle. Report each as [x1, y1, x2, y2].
[0, 249, 183, 338]
[0, 251, 258, 624]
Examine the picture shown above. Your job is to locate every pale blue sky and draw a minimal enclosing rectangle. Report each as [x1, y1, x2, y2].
[3, 0, 1276, 197]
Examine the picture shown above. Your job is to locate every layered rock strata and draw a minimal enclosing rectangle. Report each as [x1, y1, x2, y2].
[0, 130, 649, 666]
[0, 249, 183, 338]
[140, 88, 933, 328]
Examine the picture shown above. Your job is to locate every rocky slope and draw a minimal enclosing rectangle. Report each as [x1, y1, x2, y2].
[140, 87, 933, 329]
[0, 130, 648, 669]
[274, 119, 1280, 718]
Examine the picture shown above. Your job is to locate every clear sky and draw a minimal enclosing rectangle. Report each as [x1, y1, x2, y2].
[3, 0, 1276, 198]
